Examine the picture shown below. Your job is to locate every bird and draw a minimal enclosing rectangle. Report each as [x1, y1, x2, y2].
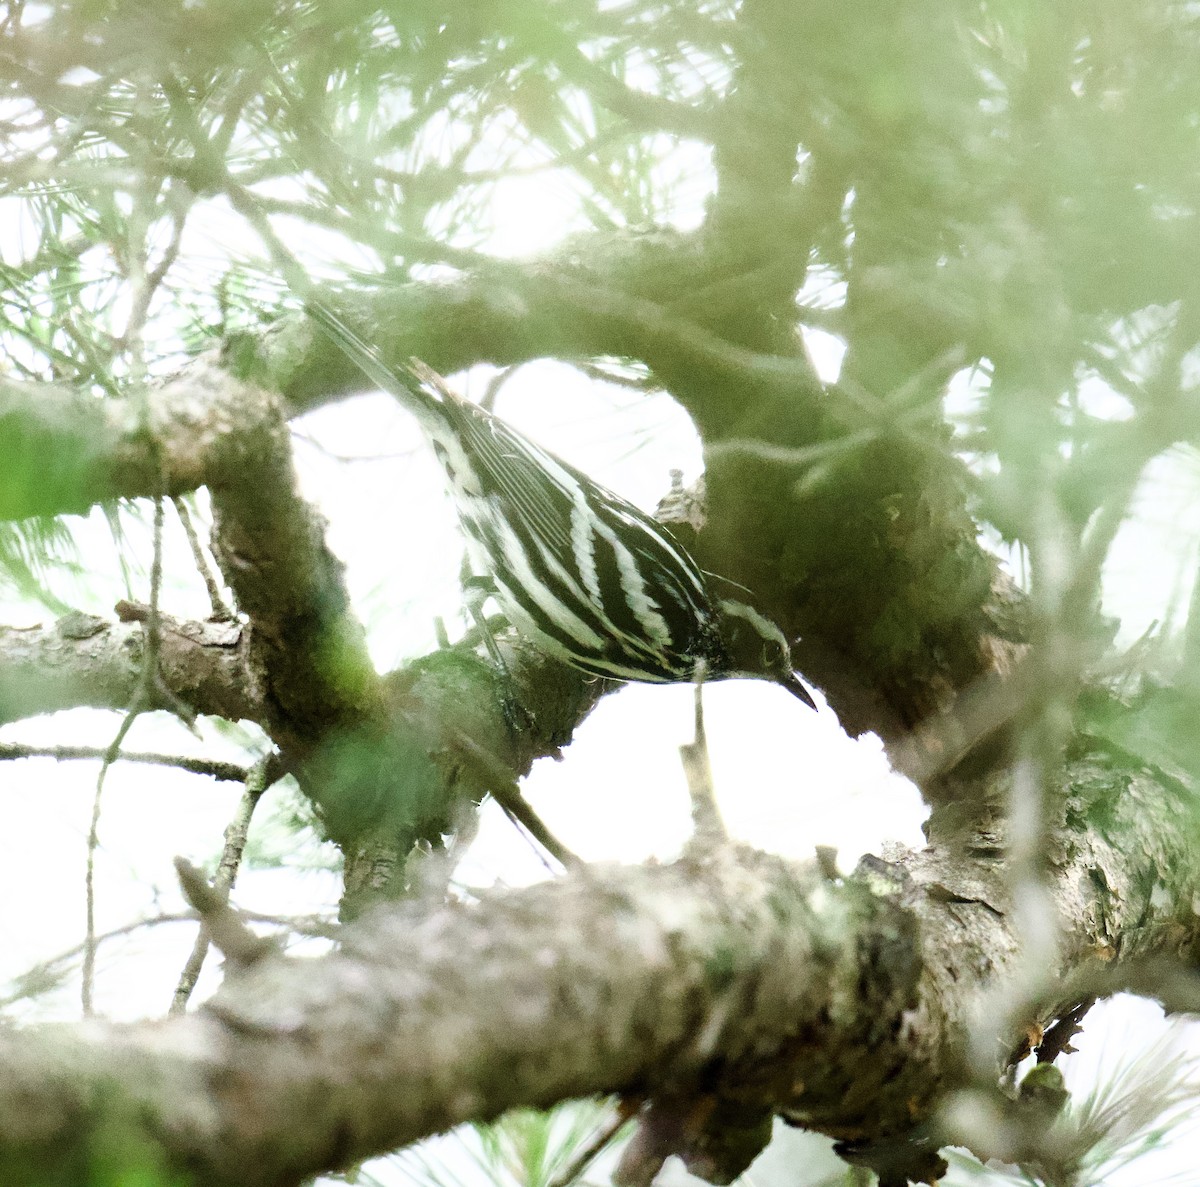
[309, 304, 816, 710]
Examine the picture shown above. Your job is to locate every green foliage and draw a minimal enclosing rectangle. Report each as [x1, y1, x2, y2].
[0, 521, 78, 612]
[1080, 684, 1200, 802]
[307, 724, 448, 848]
[378, 1100, 626, 1187]
[238, 777, 338, 873]
[0, 1092, 189, 1187]
[944, 1027, 1200, 1187]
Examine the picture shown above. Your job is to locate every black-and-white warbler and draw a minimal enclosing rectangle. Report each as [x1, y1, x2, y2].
[310, 306, 815, 709]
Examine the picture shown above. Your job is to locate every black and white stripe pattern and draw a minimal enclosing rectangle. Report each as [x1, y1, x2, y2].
[431, 394, 724, 682]
[309, 304, 812, 703]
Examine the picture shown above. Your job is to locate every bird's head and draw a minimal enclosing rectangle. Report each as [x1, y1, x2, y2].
[715, 598, 816, 708]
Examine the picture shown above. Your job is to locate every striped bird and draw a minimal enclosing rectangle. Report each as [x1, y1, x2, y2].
[310, 305, 815, 708]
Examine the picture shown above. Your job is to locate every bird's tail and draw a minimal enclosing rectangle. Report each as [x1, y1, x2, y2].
[306, 301, 448, 424]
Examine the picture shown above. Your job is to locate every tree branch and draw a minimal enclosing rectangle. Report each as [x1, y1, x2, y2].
[0, 742, 255, 782]
[0, 611, 257, 727]
[1, 749, 1197, 1186]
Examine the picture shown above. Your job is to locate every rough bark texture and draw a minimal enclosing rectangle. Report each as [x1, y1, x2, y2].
[0, 611, 255, 727]
[0, 749, 1197, 1187]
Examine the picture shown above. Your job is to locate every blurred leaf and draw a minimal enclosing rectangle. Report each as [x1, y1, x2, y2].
[0, 519, 80, 612]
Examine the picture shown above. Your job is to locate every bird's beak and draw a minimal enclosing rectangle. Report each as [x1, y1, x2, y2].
[780, 671, 817, 710]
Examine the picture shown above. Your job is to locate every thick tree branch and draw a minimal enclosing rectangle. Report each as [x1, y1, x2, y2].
[0, 373, 204, 519]
[0, 611, 256, 726]
[0, 359, 299, 519]
[0, 748, 1197, 1186]
[0, 360, 396, 804]
[0, 361, 450, 899]
[200, 374, 387, 762]
[0, 849, 874, 1187]
[270, 246, 826, 429]
[0, 358, 596, 744]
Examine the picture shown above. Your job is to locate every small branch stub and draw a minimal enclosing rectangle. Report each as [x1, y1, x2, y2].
[173, 857, 275, 969]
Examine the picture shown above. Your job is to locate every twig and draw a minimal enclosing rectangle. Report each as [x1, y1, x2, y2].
[171, 754, 275, 1012]
[0, 742, 253, 783]
[547, 1100, 639, 1187]
[705, 348, 962, 476]
[1035, 997, 1095, 1064]
[410, 796, 482, 900]
[173, 856, 276, 971]
[172, 495, 233, 620]
[0, 903, 338, 1012]
[83, 494, 169, 1015]
[681, 674, 726, 848]
[1, 912, 196, 1010]
[479, 363, 524, 413]
[450, 730, 582, 869]
[118, 193, 187, 350]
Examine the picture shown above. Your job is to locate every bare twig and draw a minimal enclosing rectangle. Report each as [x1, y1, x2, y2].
[83, 494, 169, 1015]
[1, 912, 197, 1010]
[681, 676, 725, 848]
[2, 903, 340, 1012]
[171, 754, 276, 1012]
[479, 363, 523, 413]
[0, 741, 252, 782]
[450, 730, 581, 870]
[173, 856, 276, 971]
[1035, 997, 1094, 1065]
[410, 796, 482, 900]
[119, 194, 188, 350]
[547, 1101, 638, 1187]
[171, 495, 233, 620]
